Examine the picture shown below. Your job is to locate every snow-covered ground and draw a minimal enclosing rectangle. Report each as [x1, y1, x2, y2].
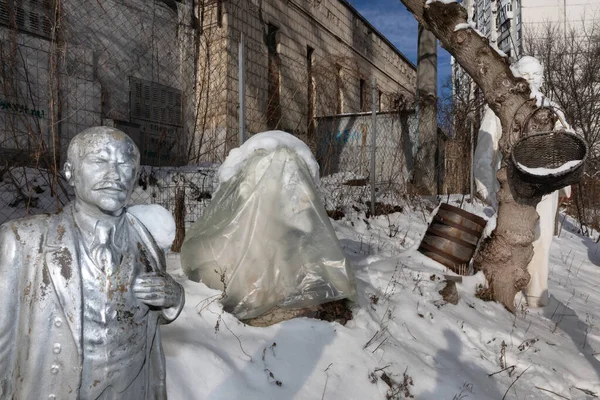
[3, 160, 599, 399]
[162, 195, 600, 400]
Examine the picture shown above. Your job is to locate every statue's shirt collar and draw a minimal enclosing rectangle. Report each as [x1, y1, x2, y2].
[72, 204, 128, 251]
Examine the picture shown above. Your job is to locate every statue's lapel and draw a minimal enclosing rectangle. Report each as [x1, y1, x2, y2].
[126, 212, 164, 273]
[44, 204, 83, 356]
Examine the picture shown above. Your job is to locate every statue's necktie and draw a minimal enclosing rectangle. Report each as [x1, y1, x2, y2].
[91, 222, 118, 275]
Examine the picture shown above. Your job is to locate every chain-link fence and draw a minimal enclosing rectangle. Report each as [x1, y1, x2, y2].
[315, 110, 416, 219]
[130, 165, 218, 229]
[0, 0, 420, 228]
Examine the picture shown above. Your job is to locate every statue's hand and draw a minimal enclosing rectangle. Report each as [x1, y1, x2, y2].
[133, 272, 181, 309]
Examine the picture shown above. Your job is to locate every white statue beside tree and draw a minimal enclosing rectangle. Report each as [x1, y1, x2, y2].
[399, 0, 587, 311]
[474, 56, 571, 307]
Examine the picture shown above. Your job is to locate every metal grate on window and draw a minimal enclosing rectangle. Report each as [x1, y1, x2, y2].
[0, 0, 54, 39]
[42, 13, 51, 36]
[28, 11, 37, 31]
[16, 6, 24, 28]
[0, 1, 8, 25]
[129, 76, 182, 127]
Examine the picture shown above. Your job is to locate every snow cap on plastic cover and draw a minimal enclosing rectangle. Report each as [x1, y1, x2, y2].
[217, 130, 320, 191]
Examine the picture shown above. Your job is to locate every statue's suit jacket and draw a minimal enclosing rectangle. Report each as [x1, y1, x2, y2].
[0, 203, 184, 399]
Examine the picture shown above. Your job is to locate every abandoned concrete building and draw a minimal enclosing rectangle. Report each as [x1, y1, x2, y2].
[0, 0, 416, 167]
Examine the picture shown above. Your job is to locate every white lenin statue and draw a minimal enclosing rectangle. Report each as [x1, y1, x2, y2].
[474, 56, 571, 308]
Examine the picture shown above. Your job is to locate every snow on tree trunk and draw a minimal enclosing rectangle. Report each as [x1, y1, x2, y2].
[400, 0, 556, 311]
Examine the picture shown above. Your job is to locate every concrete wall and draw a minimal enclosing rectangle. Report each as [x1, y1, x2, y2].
[61, 0, 195, 165]
[220, 0, 416, 157]
[186, 0, 231, 163]
[0, 0, 196, 166]
[0, 30, 54, 157]
[1, 0, 416, 167]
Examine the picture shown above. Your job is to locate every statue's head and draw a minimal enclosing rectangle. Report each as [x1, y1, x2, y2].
[64, 126, 140, 216]
[511, 56, 544, 92]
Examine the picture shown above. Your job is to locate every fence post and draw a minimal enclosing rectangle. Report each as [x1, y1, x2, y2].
[370, 76, 377, 217]
[239, 32, 246, 146]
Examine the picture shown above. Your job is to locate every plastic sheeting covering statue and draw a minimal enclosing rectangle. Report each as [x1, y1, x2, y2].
[474, 56, 571, 307]
[181, 131, 355, 319]
[0, 127, 184, 399]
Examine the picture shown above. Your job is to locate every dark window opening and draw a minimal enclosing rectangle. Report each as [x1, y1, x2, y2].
[359, 78, 367, 112]
[266, 23, 281, 130]
[307, 45, 315, 137]
[217, 0, 222, 27]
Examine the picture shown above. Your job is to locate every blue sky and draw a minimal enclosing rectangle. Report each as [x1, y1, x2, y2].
[349, 0, 452, 97]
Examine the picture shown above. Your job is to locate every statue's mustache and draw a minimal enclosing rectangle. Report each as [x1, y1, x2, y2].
[93, 182, 127, 191]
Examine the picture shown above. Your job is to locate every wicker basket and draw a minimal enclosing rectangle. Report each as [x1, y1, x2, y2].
[511, 130, 588, 197]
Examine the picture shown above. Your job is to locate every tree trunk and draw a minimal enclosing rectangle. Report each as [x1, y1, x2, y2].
[171, 188, 186, 253]
[399, 0, 555, 311]
[412, 24, 438, 195]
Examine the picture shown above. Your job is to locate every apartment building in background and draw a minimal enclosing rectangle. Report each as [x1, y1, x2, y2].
[461, 0, 600, 59]
[452, 0, 600, 125]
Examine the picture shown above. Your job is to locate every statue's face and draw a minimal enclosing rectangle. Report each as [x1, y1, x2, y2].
[515, 57, 544, 92]
[69, 134, 138, 216]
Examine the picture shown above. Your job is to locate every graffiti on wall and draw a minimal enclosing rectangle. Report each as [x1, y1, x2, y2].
[0, 99, 46, 119]
[331, 124, 368, 145]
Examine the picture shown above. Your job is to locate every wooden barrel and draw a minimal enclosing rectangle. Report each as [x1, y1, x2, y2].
[418, 203, 487, 275]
